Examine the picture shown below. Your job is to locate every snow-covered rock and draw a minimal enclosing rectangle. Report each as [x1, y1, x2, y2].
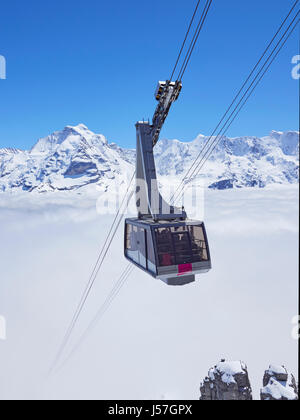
[261, 365, 298, 400]
[200, 359, 253, 400]
[0, 125, 298, 193]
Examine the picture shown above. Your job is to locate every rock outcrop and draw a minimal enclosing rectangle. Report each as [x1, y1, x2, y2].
[260, 365, 298, 400]
[200, 361, 298, 400]
[200, 359, 252, 400]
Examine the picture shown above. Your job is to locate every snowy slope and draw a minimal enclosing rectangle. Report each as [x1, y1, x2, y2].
[0, 124, 298, 192]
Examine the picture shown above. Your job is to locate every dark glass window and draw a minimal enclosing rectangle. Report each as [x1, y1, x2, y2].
[126, 224, 138, 251]
[125, 224, 140, 265]
[146, 230, 156, 273]
[155, 228, 175, 267]
[172, 231, 193, 264]
[188, 225, 208, 262]
[126, 223, 131, 250]
[137, 227, 147, 268]
[147, 230, 155, 265]
[154, 224, 208, 267]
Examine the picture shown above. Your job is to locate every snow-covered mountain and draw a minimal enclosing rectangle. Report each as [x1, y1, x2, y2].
[0, 124, 135, 193]
[155, 130, 299, 189]
[0, 124, 298, 193]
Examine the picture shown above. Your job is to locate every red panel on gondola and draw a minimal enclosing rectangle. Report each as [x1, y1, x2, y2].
[178, 263, 192, 275]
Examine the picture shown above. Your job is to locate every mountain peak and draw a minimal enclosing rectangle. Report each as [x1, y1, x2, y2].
[0, 147, 22, 155]
[269, 130, 283, 139]
[30, 124, 109, 155]
[64, 123, 89, 132]
[61, 124, 108, 145]
[75, 123, 88, 130]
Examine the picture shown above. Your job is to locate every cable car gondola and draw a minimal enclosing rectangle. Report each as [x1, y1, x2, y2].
[125, 219, 211, 285]
[124, 80, 212, 285]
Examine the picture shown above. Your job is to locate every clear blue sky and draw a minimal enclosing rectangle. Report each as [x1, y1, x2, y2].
[0, 0, 299, 150]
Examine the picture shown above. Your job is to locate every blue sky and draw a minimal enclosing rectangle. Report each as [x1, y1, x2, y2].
[0, 0, 299, 150]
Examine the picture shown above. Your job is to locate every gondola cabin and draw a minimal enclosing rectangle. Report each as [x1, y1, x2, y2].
[124, 218, 211, 286]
